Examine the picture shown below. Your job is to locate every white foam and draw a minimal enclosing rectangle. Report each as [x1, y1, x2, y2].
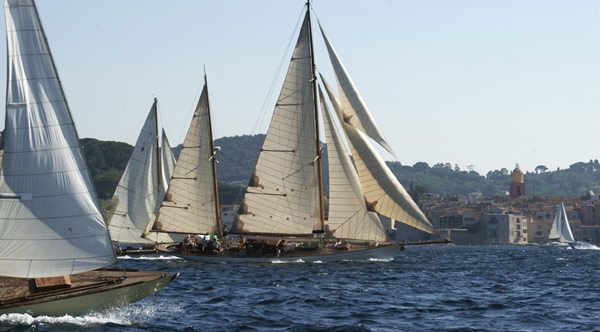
[118, 255, 182, 260]
[271, 259, 306, 264]
[0, 312, 131, 327]
[0, 299, 183, 328]
[573, 242, 600, 250]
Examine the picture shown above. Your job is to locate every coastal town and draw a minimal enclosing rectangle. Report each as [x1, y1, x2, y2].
[380, 165, 600, 245]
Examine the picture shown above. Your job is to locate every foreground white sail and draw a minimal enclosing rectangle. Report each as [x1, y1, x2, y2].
[0, 0, 115, 278]
[0, 0, 176, 315]
[549, 200, 575, 244]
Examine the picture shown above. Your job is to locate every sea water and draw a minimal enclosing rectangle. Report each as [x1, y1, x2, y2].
[1, 245, 599, 331]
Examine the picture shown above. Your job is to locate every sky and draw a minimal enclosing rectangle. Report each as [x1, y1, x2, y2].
[1, 0, 600, 175]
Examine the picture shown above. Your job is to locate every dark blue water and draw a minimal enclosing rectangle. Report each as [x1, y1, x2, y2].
[1, 245, 599, 331]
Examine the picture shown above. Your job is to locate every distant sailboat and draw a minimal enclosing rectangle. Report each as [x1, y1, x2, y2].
[0, 0, 176, 315]
[158, 1, 436, 262]
[105, 98, 182, 252]
[549, 199, 576, 248]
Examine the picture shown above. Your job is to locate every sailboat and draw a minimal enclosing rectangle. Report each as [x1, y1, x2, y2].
[549, 199, 576, 248]
[105, 98, 182, 255]
[0, 0, 176, 315]
[157, 2, 436, 262]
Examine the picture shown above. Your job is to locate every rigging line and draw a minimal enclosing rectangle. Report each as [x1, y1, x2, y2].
[178, 72, 205, 145]
[250, 6, 307, 136]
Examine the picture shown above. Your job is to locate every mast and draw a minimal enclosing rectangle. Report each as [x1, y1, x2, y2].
[204, 73, 223, 237]
[154, 98, 161, 190]
[306, 1, 326, 235]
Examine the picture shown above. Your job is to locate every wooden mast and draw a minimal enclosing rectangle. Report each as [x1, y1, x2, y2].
[204, 72, 223, 238]
[306, 1, 326, 236]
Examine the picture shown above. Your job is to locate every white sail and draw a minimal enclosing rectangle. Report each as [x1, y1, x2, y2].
[0, 0, 116, 278]
[106, 105, 159, 244]
[319, 23, 395, 157]
[319, 87, 387, 242]
[232, 13, 320, 236]
[321, 75, 434, 234]
[549, 200, 575, 243]
[160, 129, 176, 193]
[153, 84, 218, 235]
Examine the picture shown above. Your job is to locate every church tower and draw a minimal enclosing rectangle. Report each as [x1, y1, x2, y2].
[510, 164, 525, 199]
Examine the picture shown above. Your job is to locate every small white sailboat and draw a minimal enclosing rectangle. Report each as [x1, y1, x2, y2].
[0, 0, 176, 315]
[105, 98, 182, 254]
[158, 1, 436, 262]
[549, 199, 576, 248]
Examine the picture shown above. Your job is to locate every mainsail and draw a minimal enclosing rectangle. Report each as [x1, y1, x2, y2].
[319, 87, 388, 242]
[106, 103, 160, 244]
[232, 13, 321, 236]
[549, 200, 575, 243]
[319, 23, 395, 158]
[321, 75, 435, 234]
[0, 0, 116, 278]
[153, 83, 219, 235]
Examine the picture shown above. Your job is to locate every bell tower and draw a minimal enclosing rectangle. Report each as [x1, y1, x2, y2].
[510, 164, 525, 199]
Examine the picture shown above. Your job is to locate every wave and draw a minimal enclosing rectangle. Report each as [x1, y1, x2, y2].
[573, 242, 600, 250]
[271, 259, 306, 264]
[0, 299, 183, 328]
[118, 255, 182, 260]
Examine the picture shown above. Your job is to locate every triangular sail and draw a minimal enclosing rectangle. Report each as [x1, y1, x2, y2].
[319, 23, 395, 157]
[319, 86, 387, 242]
[0, 0, 116, 278]
[160, 129, 176, 193]
[321, 76, 434, 234]
[143, 130, 180, 243]
[153, 84, 218, 234]
[106, 105, 159, 244]
[549, 200, 575, 243]
[232, 13, 320, 235]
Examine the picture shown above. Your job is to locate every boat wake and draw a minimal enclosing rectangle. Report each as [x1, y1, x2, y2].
[119, 255, 182, 260]
[572, 242, 600, 250]
[0, 300, 183, 328]
[271, 259, 306, 264]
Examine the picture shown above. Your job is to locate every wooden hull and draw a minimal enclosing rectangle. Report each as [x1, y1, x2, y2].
[163, 244, 402, 263]
[0, 269, 177, 316]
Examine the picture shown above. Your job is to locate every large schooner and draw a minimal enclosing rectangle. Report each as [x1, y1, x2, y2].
[105, 98, 183, 254]
[157, 1, 436, 262]
[0, 0, 176, 315]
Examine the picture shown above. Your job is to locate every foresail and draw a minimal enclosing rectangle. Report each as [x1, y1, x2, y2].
[232, 13, 320, 235]
[153, 85, 218, 234]
[105, 105, 158, 244]
[160, 129, 176, 192]
[0, 0, 115, 278]
[319, 23, 395, 157]
[560, 203, 575, 243]
[321, 76, 434, 234]
[144, 130, 179, 243]
[319, 87, 387, 242]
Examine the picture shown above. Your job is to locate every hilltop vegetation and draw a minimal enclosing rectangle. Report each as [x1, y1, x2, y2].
[69, 135, 600, 204]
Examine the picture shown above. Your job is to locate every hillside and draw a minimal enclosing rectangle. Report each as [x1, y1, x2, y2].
[71, 135, 600, 203]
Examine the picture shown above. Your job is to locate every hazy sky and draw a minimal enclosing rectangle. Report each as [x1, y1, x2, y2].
[2, 0, 600, 175]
